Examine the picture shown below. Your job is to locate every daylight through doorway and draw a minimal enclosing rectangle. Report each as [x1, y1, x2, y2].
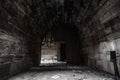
[41, 41, 58, 64]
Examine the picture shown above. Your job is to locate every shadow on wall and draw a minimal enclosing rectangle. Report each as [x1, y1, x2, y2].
[0, 30, 32, 80]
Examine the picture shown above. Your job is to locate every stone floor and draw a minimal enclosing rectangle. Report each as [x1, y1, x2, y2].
[9, 66, 115, 80]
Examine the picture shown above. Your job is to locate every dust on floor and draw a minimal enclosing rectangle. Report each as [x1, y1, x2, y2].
[9, 67, 114, 80]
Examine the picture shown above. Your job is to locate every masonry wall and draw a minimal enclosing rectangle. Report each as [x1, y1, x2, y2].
[0, 0, 36, 79]
[79, 0, 120, 74]
[0, 30, 32, 80]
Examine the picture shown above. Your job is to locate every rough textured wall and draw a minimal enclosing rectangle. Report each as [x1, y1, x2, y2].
[0, 30, 32, 80]
[0, 30, 28, 62]
[0, 0, 36, 79]
[0, 30, 32, 76]
[64, 0, 120, 74]
[76, 0, 120, 74]
[0, 0, 46, 66]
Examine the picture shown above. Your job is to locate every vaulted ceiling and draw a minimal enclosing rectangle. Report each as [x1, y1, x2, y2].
[30, 0, 103, 38]
[29, 0, 108, 44]
[0, 0, 115, 44]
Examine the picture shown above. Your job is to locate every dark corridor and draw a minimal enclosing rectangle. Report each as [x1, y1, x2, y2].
[0, 0, 120, 80]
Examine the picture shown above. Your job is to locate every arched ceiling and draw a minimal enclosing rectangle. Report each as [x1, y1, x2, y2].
[30, 0, 64, 38]
[29, 0, 107, 42]
[0, 0, 110, 42]
[30, 0, 107, 35]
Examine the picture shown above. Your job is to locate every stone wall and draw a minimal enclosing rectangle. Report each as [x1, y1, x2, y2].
[0, 0, 35, 79]
[0, 30, 32, 80]
[76, 0, 120, 74]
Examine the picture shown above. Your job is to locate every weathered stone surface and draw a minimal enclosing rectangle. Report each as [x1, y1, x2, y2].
[0, 0, 120, 78]
[68, 0, 120, 75]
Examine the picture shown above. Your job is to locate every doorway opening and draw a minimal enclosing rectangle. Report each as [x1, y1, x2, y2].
[41, 41, 58, 64]
[40, 31, 67, 66]
[40, 42, 67, 66]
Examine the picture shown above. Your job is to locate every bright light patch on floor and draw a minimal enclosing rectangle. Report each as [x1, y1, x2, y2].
[51, 75, 60, 79]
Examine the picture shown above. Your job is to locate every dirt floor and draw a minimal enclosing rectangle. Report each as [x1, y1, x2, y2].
[9, 66, 115, 80]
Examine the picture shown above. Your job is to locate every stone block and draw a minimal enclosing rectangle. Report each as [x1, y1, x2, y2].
[0, 62, 11, 80]
[108, 62, 114, 74]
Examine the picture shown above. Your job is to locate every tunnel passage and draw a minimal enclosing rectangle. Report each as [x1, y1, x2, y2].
[40, 24, 83, 65]
[0, 0, 120, 80]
